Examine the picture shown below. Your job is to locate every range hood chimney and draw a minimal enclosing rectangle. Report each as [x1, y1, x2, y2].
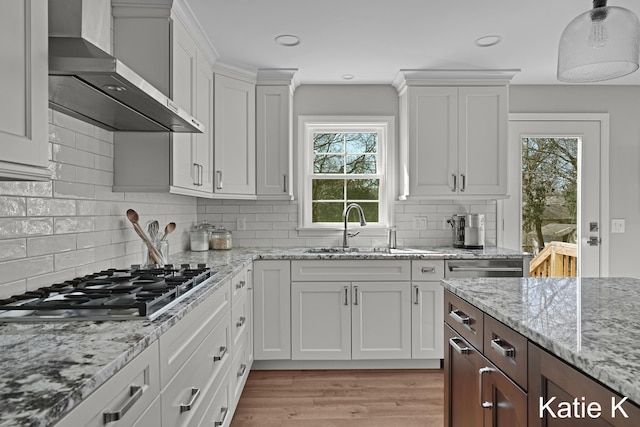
[48, 0, 203, 133]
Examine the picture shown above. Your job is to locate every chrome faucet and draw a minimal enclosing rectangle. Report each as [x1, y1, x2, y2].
[342, 203, 367, 249]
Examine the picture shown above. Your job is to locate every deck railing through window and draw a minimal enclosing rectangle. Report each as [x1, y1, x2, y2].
[529, 242, 578, 278]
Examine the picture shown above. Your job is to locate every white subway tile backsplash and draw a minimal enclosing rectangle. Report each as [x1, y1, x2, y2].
[55, 248, 96, 270]
[49, 123, 76, 147]
[27, 198, 76, 217]
[0, 182, 53, 197]
[54, 217, 94, 234]
[27, 234, 76, 257]
[0, 255, 54, 284]
[0, 239, 27, 261]
[0, 218, 53, 238]
[0, 196, 27, 216]
[53, 181, 96, 199]
[76, 230, 112, 249]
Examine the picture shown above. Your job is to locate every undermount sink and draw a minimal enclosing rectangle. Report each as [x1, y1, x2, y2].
[303, 247, 446, 255]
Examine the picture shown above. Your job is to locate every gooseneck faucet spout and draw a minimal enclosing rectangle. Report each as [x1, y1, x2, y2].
[343, 203, 367, 249]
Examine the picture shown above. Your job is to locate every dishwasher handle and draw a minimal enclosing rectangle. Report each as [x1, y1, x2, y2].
[448, 266, 523, 273]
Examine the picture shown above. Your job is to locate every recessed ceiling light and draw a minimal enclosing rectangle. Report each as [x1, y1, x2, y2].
[475, 35, 502, 47]
[275, 34, 301, 47]
[341, 74, 355, 80]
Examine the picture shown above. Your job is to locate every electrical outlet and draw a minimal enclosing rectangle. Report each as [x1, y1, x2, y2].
[413, 217, 427, 230]
[611, 218, 625, 233]
[236, 217, 246, 231]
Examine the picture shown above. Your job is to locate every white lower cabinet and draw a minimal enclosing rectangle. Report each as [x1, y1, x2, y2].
[292, 281, 412, 360]
[56, 341, 161, 427]
[253, 260, 291, 360]
[411, 260, 445, 359]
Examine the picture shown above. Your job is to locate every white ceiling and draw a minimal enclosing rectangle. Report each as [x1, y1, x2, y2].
[184, 0, 640, 85]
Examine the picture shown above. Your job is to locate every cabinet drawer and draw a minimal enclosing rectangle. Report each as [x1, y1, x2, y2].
[231, 265, 249, 304]
[160, 281, 230, 387]
[292, 260, 411, 282]
[412, 260, 444, 280]
[483, 314, 527, 391]
[56, 341, 160, 427]
[231, 290, 249, 352]
[161, 316, 231, 427]
[444, 290, 483, 351]
[197, 371, 232, 427]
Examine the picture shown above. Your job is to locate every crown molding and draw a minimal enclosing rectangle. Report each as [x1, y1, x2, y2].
[392, 69, 521, 92]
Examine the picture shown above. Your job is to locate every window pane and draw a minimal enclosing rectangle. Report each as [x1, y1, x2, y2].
[346, 179, 379, 200]
[312, 179, 344, 200]
[346, 154, 376, 174]
[314, 133, 344, 153]
[312, 202, 344, 222]
[346, 201, 379, 222]
[314, 155, 344, 173]
[346, 133, 377, 153]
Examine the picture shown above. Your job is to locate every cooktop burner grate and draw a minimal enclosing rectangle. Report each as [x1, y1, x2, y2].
[0, 264, 217, 321]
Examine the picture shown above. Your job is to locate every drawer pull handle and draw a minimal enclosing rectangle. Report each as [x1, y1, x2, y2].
[236, 280, 246, 290]
[421, 267, 436, 274]
[103, 385, 143, 423]
[479, 367, 494, 408]
[180, 387, 201, 413]
[213, 346, 227, 362]
[414, 285, 419, 305]
[214, 407, 229, 426]
[344, 286, 349, 306]
[236, 316, 246, 328]
[491, 338, 515, 358]
[353, 286, 359, 306]
[449, 337, 471, 355]
[449, 309, 471, 325]
[237, 363, 247, 378]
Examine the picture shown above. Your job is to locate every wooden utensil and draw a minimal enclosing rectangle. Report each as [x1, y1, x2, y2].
[160, 222, 176, 241]
[126, 209, 163, 265]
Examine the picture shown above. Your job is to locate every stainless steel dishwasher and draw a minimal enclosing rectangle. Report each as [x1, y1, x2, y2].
[445, 258, 530, 278]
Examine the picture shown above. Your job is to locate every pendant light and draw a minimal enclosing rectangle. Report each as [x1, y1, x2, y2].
[557, 0, 640, 82]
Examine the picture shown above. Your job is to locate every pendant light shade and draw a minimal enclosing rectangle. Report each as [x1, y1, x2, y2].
[558, 1, 640, 83]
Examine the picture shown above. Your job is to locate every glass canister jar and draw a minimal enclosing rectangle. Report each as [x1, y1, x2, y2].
[209, 226, 232, 250]
[190, 222, 211, 252]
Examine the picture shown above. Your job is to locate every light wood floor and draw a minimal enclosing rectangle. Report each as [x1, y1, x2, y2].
[230, 369, 444, 427]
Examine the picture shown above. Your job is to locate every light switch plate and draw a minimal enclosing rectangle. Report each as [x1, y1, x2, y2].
[611, 218, 625, 234]
[413, 217, 427, 230]
[237, 217, 246, 231]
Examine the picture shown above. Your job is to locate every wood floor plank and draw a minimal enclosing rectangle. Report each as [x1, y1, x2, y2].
[230, 369, 444, 427]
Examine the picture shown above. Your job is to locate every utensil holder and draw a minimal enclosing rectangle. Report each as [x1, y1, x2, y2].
[143, 241, 169, 267]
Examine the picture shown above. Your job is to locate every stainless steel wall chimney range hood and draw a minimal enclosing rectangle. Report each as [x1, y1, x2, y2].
[48, 0, 203, 133]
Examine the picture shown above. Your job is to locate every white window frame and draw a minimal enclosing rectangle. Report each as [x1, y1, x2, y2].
[297, 116, 395, 231]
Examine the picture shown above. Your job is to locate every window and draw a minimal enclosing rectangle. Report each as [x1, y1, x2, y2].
[298, 116, 394, 229]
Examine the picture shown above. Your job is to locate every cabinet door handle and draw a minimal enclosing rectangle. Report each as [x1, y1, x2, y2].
[451, 174, 457, 192]
[103, 385, 143, 423]
[353, 286, 359, 306]
[193, 163, 199, 186]
[414, 285, 419, 305]
[199, 164, 204, 186]
[449, 309, 471, 325]
[214, 407, 229, 426]
[213, 346, 227, 362]
[460, 173, 466, 192]
[236, 280, 246, 290]
[216, 171, 223, 189]
[490, 337, 515, 358]
[449, 337, 471, 355]
[344, 286, 349, 306]
[237, 363, 247, 378]
[479, 367, 494, 409]
[421, 267, 436, 274]
[283, 174, 288, 193]
[236, 316, 246, 328]
[180, 387, 201, 413]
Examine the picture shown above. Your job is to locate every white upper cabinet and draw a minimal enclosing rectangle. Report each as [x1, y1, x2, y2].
[394, 70, 518, 199]
[112, 3, 213, 196]
[213, 69, 256, 198]
[255, 69, 297, 200]
[0, 1, 49, 181]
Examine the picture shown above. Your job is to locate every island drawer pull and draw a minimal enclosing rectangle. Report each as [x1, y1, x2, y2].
[214, 407, 229, 426]
[449, 309, 471, 325]
[236, 316, 246, 328]
[449, 337, 471, 355]
[491, 337, 515, 358]
[237, 363, 247, 378]
[479, 367, 494, 408]
[180, 387, 201, 413]
[213, 346, 227, 362]
[103, 385, 143, 423]
[236, 280, 246, 289]
[421, 267, 436, 274]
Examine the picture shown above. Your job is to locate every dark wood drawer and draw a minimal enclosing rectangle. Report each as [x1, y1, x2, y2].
[483, 314, 528, 391]
[444, 290, 483, 351]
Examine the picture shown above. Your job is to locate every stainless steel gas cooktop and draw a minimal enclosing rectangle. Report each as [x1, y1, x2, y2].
[0, 264, 216, 322]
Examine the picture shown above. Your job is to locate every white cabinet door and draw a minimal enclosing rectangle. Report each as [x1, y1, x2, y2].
[253, 260, 291, 360]
[214, 73, 256, 196]
[458, 86, 508, 196]
[194, 52, 214, 192]
[291, 282, 351, 360]
[411, 281, 444, 359]
[0, 1, 49, 181]
[256, 85, 293, 199]
[352, 282, 412, 360]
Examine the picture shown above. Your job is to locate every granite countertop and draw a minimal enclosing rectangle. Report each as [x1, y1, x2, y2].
[0, 246, 527, 426]
[441, 277, 640, 405]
